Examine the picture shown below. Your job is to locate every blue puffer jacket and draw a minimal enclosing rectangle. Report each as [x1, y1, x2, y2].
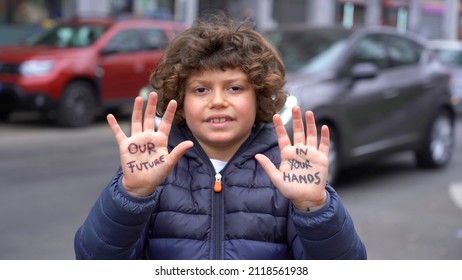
[74, 123, 367, 259]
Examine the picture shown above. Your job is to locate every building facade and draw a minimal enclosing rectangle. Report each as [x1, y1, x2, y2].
[0, 0, 461, 40]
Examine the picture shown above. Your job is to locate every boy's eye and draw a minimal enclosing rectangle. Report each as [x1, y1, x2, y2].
[228, 86, 242, 92]
[193, 87, 209, 94]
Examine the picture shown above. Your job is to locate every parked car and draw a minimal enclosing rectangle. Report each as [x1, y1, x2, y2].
[264, 25, 456, 184]
[0, 17, 186, 127]
[429, 39, 462, 115]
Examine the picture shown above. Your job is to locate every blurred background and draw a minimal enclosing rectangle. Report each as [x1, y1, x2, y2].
[2, 0, 462, 42]
[0, 0, 462, 260]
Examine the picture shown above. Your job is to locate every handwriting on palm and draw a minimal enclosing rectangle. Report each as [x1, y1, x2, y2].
[107, 92, 193, 197]
[255, 107, 329, 211]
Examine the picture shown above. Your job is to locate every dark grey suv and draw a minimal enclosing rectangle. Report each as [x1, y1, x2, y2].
[265, 25, 456, 184]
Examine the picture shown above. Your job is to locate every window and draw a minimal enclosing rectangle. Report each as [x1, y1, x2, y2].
[30, 24, 106, 48]
[142, 28, 168, 50]
[434, 48, 462, 66]
[105, 29, 142, 53]
[349, 35, 388, 70]
[386, 36, 421, 67]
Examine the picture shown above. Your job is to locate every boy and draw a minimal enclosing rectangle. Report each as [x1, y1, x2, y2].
[74, 15, 366, 260]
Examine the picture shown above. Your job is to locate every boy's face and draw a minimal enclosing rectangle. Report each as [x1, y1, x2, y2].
[183, 68, 257, 161]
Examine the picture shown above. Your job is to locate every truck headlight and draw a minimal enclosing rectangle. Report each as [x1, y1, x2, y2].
[20, 60, 54, 76]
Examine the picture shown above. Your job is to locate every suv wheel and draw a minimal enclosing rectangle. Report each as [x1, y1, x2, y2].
[58, 81, 97, 127]
[415, 110, 454, 168]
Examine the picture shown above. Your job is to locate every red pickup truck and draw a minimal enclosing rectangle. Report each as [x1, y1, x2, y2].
[0, 18, 186, 127]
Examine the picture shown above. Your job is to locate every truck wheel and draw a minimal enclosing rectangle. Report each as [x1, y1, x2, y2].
[57, 82, 97, 127]
[415, 110, 454, 168]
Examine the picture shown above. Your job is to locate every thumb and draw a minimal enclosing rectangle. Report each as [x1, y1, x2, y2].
[255, 154, 282, 187]
[169, 141, 194, 167]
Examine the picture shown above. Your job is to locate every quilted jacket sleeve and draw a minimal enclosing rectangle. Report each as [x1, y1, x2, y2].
[290, 184, 367, 260]
[74, 169, 158, 259]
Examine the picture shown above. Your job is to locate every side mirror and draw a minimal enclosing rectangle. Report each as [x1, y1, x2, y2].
[350, 62, 379, 80]
[100, 46, 119, 56]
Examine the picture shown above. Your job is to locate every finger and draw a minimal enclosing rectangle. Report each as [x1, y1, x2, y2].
[318, 125, 330, 157]
[273, 114, 292, 150]
[157, 100, 177, 136]
[292, 106, 305, 145]
[107, 114, 126, 145]
[255, 154, 283, 187]
[305, 111, 318, 148]
[143, 92, 158, 132]
[131, 96, 144, 135]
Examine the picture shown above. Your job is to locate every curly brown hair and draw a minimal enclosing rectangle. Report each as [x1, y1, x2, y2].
[149, 14, 287, 126]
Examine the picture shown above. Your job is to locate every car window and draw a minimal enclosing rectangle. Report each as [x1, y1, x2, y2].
[300, 41, 347, 74]
[142, 28, 168, 50]
[434, 48, 462, 66]
[29, 24, 106, 48]
[349, 35, 388, 70]
[105, 29, 142, 53]
[264, 28, 351, 72]
[386, 35, 421, 67]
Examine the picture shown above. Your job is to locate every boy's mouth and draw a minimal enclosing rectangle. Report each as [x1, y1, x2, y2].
[206, 115, 234, 123]
[209, 118, 228, 123]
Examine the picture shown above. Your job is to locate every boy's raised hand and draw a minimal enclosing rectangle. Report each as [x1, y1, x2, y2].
[255, 106, 330, 211]
[107, 92, 193, 198]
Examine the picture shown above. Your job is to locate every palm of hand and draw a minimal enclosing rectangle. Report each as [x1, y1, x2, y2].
[118, 131, 171, 196]
[107, 93, 193, 198]
[277, 143, 329, 210]
[255, 107, 330, 211]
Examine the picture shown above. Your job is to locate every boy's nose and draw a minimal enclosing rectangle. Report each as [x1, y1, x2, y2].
[209, 90, 228, 107]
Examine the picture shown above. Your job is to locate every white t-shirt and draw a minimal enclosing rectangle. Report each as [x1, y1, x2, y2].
[210, 158, 227, 173]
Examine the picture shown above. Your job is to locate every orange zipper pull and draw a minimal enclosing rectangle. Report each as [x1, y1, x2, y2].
[214, 173, 222, 193]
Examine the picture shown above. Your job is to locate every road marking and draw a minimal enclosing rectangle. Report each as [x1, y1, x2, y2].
[449, 182, 462, 210]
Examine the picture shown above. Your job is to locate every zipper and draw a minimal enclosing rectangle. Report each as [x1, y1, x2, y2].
[181, 124, 264, 259]
[214, 173, 222, 193]
[181, 126, 261, 260]
[212, 172, 223, 259]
